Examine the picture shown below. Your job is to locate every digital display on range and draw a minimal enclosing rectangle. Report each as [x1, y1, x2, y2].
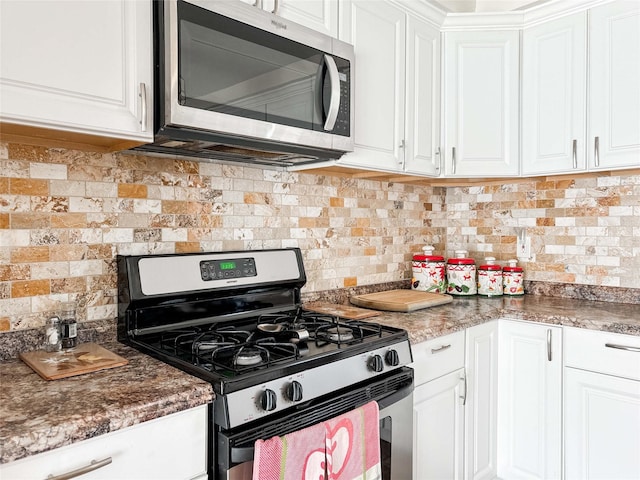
[199, 258, 257, 281]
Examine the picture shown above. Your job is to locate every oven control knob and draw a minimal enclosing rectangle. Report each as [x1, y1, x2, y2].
[286, 381, 303, 402]
[260, 389, 277, 411]
[368, 354, 384, 373]
[385, 349, 400, 367]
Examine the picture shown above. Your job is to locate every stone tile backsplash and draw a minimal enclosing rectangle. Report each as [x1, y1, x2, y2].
[1, 142, 638, 332]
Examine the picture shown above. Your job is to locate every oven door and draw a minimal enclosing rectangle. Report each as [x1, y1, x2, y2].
[216, 367, 413, 480]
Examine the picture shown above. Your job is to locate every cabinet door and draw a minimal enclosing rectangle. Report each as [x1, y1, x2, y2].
[521, 12, 587, 175]
[338, 0, 406, 172]
[564, 368, 640, 479]
[0, 0, 152, 143]
[414, 368, 466, 480]
[497, 321, 562, 480]
[273, 0, 338, 37]
[465, 321, 499, 480]
[589, 1, 640, 170]
[0, 405, 208, 480]
[404, 15, 441, 176]
[443, 31, 519, 177]
[245, 0, 338, 37]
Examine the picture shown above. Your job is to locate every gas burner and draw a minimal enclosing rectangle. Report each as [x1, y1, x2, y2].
[325, 326, 354, 342]
[235, 347, 265, 366]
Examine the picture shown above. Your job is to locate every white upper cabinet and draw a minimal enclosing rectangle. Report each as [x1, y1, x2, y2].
[339, 0, 406, 171]
[588, 1, 640, 170]
[443, 30, 520, 177]
[521, 12, 587, 175]
[339, 0, 407, 172]
[242, 0, 339, 37]
[0, 0, 153, 148]
[404, 15, 441, 176]
[338, 0, 441, 176]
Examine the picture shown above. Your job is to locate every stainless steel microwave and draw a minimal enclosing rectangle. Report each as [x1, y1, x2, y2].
[136, 0, 354, 167]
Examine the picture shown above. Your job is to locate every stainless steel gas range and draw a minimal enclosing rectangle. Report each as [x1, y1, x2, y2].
[117, 248, 413, 479]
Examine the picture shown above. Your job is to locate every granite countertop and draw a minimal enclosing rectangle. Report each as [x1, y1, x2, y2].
[0, 342, 214, 465]
[1, 294, 638, 466]
[361, 294, 640, 344]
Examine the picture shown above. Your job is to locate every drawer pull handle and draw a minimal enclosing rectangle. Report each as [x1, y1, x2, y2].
[605, 343, 640, 353]
[47, 457, 112, 480]
[547, 329, 552, 362]
[431, 344, 451, 354]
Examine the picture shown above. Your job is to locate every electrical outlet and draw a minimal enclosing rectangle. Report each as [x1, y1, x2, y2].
[517, 236, 531, 259]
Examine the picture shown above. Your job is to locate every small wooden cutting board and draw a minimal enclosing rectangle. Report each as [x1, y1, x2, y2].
[20, 343, 128, 380]
[303, 302, 382, 319]
[350, 289, 453, 312]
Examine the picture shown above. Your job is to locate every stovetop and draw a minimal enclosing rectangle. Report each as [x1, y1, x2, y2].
[129, 308, 409, 393]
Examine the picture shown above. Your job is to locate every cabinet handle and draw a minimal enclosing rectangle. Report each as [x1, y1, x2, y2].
[460, 373, 467, 406]
[47, 457, 112, 480]
[139, 82, 147, 133]
[605, 343, 640, 353]
[435, 147, 441, 172]
[272, 0, 279, 14]
[547, 329, 552, 362]
[594, 136, 600, 167]
[572, 139, 577, 169]
[452, 147, 456, 174]
[431, 344, 451, 354]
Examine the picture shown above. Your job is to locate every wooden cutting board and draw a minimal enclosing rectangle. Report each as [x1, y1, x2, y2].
[350, 289, 453, 312]
[303, 302, 381, 319]
[20, 343, 128, 380]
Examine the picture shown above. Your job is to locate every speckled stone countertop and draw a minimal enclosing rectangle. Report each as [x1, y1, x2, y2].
[1, 293, 638, 466]
[358, 294, 640, 344]
[0, 342, 214, 465]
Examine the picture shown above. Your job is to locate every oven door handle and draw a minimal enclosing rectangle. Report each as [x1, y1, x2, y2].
[231, 446, 255, 464]
[228, 381, 413, 464]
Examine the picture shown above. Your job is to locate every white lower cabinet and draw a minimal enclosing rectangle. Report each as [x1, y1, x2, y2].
[0, 405, 208, 480]
[412, 331, 466, 480]
[497, 320, 562, 480]
[563, 327, 640, 480]
[465, 321, 499, 480]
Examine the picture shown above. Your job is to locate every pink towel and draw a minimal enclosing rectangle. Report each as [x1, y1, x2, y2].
[252, 401, 381, 480]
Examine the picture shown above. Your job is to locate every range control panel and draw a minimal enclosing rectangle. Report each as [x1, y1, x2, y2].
[200, 258, 257, 281]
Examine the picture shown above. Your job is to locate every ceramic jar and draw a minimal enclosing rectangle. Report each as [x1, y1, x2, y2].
[503, 259, 524, 295]
[412, 246, 446, 293]
[446, 250, 477, 295]
[477, 257, 503, 297]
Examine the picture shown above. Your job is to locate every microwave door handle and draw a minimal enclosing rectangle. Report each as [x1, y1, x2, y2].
[323, 54, 340, 131]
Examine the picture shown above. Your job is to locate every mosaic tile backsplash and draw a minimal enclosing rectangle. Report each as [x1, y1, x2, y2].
[1, 142, 638, 332]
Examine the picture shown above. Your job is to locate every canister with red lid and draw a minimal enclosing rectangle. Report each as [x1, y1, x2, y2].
[446, 250, 477, 295]
[503, 259, 524, 295]
[412, 246, 446, 293]
[477, 257, 503, 297]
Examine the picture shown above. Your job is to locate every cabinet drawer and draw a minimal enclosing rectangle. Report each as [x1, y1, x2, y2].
[411, 330, 465, 386]
[564, 327, 640, 381]
[0, 405, 208, 480]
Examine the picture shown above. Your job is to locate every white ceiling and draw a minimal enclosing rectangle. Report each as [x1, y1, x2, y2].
[433, 0, 550, 12]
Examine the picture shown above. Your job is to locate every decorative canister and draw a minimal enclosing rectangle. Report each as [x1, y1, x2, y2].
[446, 250, 477, 295]
[503, 259, 524, 296]
[412, 246, 446, 293]
[477, 257, 503, 297]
